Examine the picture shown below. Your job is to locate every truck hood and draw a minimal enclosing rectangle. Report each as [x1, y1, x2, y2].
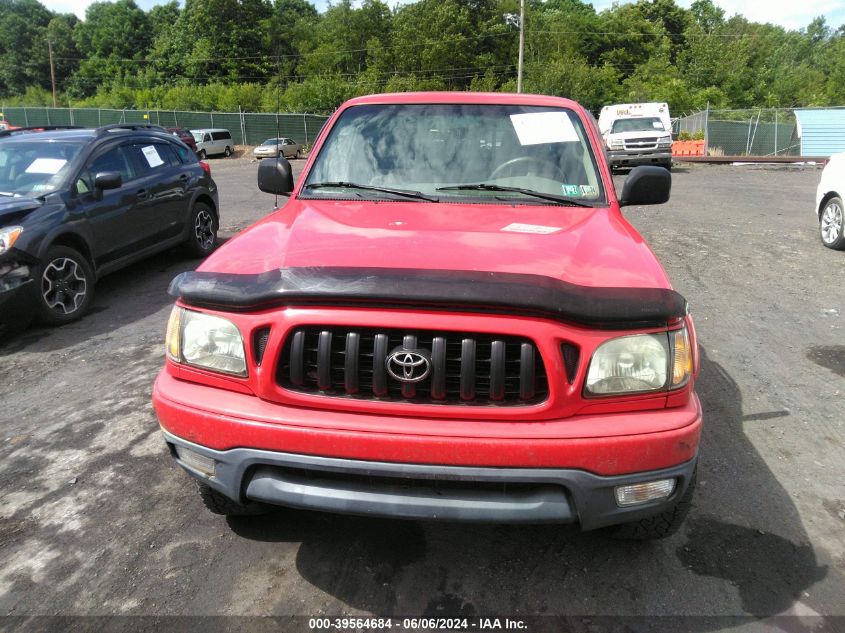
[0, 196, 42, 223]
[199, 198, 672, 290]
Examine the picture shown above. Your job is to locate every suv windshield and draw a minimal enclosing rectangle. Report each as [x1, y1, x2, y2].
[611, 117, 666, 134]
[303, 103, 605, 205]
[0, 140, 83, 197]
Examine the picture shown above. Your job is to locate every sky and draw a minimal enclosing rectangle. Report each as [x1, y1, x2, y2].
[38, 0, 845, 31]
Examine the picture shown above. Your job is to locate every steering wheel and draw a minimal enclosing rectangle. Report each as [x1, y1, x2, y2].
[489, 156, 565, 181]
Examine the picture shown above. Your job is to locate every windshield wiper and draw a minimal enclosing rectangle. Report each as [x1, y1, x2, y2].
[436, 183, 594, 207]
[304, 181, 439, 202]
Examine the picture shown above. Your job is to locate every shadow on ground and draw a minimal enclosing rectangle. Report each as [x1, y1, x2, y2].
[226, 349, 835, 625]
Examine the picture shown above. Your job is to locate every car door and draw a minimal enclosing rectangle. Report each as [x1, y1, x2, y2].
[73, 143, 145, 267]
[125, 141, 190, 244]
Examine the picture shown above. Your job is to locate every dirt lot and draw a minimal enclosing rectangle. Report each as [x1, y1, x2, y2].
[0, 159, 843, 631]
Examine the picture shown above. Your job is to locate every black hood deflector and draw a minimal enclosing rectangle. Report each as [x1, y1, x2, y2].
[168, 267, 687, 329]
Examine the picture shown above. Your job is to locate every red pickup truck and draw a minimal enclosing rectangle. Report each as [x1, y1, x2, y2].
[153, 92, 701, 539]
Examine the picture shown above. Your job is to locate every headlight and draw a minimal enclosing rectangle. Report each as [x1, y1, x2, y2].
[0, 226, 23, 255]
[585, 327, 692, 396]
[658, 136, 673, 147]
[609, 139, 624, 150]
[165, 306, 247, 377]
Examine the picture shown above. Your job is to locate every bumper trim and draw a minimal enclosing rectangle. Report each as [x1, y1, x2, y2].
[163, 430, 697, 529]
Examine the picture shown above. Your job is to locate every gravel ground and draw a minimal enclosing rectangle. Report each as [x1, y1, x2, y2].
[0, 159, 843, 631]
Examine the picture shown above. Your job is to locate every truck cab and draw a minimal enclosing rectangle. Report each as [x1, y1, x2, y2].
[599, 103, 673, 170]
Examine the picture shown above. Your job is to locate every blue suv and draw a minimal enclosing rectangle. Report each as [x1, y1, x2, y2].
[0, 124, 219, 335]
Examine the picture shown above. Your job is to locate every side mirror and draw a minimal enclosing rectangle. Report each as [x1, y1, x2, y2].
[619, 166, 671, 207]
[94, 171, 122, 191]
[258, 157, 294, 195]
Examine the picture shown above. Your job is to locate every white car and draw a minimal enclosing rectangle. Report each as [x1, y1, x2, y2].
[817, 153, 845, 250]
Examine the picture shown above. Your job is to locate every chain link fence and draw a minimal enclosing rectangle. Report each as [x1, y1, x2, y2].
[0, 106, 329, 147]
[674, 107, 800, 157]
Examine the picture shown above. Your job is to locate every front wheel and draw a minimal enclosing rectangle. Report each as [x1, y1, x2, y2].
[185, 203, 218, 257]
[224, 146, 232, 157]
[820, 196, 845, 250]
[295, 149, 302, 159]
[36, 246, 95, 326]
[197, 149, 207, 160]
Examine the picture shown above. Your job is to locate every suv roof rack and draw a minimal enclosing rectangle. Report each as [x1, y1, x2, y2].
[96, 123, 168, 136]
[0, 125, 83, 138]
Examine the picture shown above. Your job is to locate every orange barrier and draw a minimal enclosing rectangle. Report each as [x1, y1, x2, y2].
[672, 140, 705, 156]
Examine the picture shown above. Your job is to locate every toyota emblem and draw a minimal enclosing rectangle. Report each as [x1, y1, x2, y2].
[386, 349, 431, 383]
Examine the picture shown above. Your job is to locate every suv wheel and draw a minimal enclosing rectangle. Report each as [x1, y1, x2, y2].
[196, 482, 265, 516]
[36, 246, 95, 325]
[197, 149, 207, 160]
[820, 196, 845, 250]
[609, 469, 697, 540]
[185, 202, 218, 257]
[224, 146, 232, 157]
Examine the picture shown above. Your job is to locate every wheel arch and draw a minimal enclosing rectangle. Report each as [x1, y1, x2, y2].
[39, 230, 96, 274]
[818, 191, 841, 218]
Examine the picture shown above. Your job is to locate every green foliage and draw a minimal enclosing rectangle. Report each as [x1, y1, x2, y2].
[1, 0, 844, 115]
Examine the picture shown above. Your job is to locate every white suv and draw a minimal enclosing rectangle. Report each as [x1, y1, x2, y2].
[817, 153, 845, 250]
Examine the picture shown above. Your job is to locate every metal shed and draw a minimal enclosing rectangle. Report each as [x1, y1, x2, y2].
[794, 108, 845, 157]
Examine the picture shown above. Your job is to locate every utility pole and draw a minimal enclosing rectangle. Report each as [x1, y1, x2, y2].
[47, 39, 58, 108]
[517, 0, 525, 93]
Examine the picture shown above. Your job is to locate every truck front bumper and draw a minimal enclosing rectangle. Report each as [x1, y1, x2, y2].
[164, 429, 696, 529]
[608, 149, 672, 168]
[154, 371, 701, 529]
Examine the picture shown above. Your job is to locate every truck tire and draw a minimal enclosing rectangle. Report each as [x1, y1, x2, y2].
[196, 482, 266, 516]
[609, 469, 696, 540]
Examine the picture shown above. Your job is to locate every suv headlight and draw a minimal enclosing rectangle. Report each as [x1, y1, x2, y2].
[166, 306, 247, 377]
[585, 327, 691, 396]
[658, 135, 673, 147]
[0, 226, 23, 255]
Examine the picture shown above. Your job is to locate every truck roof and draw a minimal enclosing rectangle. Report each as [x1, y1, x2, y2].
[344, 92, 583, 109]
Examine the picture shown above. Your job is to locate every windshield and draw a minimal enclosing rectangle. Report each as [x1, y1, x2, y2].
[192, 131, 203, 142]
[0, 140, 83, 197]
[611, 117, 666, 134]
[303, 104, 605, 205]
[262, 138, 281, 146]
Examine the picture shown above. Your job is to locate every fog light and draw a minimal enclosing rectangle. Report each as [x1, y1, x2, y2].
[614, 479, 675, 506]
[175, 446, 216, 477]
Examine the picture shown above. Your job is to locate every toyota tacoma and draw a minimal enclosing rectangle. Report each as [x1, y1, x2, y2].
[153, 92, 701, 539]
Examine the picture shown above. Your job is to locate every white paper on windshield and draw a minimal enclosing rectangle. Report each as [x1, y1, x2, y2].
[510, 112, 578, 145]
[653, 121, 665, 129]
[501, 222, 561, 234]
[25, 158, 67, 174]
[141, 145, 164, 167]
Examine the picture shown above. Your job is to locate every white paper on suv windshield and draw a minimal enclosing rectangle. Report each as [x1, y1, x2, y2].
[142, 145, 164, 167]
[25, 158, 67, 174]
[510, 112, 578, 146]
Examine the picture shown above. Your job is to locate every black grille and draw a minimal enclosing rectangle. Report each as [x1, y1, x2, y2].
[277, 327, 549, 405]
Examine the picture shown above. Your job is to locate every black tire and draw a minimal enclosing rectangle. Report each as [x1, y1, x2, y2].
[224, 146, 232, 157]
[819, 195, 845, 250]
[295, 149, 302, 159]
[196, 482, 265, 516]
[609, 469, 697, 540]
[197, 149, 207, 160]
[664, 161, 673, 171]
[35, 245, 95, 326]
[184, 202, 218, 257]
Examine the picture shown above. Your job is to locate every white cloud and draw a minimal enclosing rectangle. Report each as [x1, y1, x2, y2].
[591, 0, 845, 30]
[38, 0, 845, 30]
